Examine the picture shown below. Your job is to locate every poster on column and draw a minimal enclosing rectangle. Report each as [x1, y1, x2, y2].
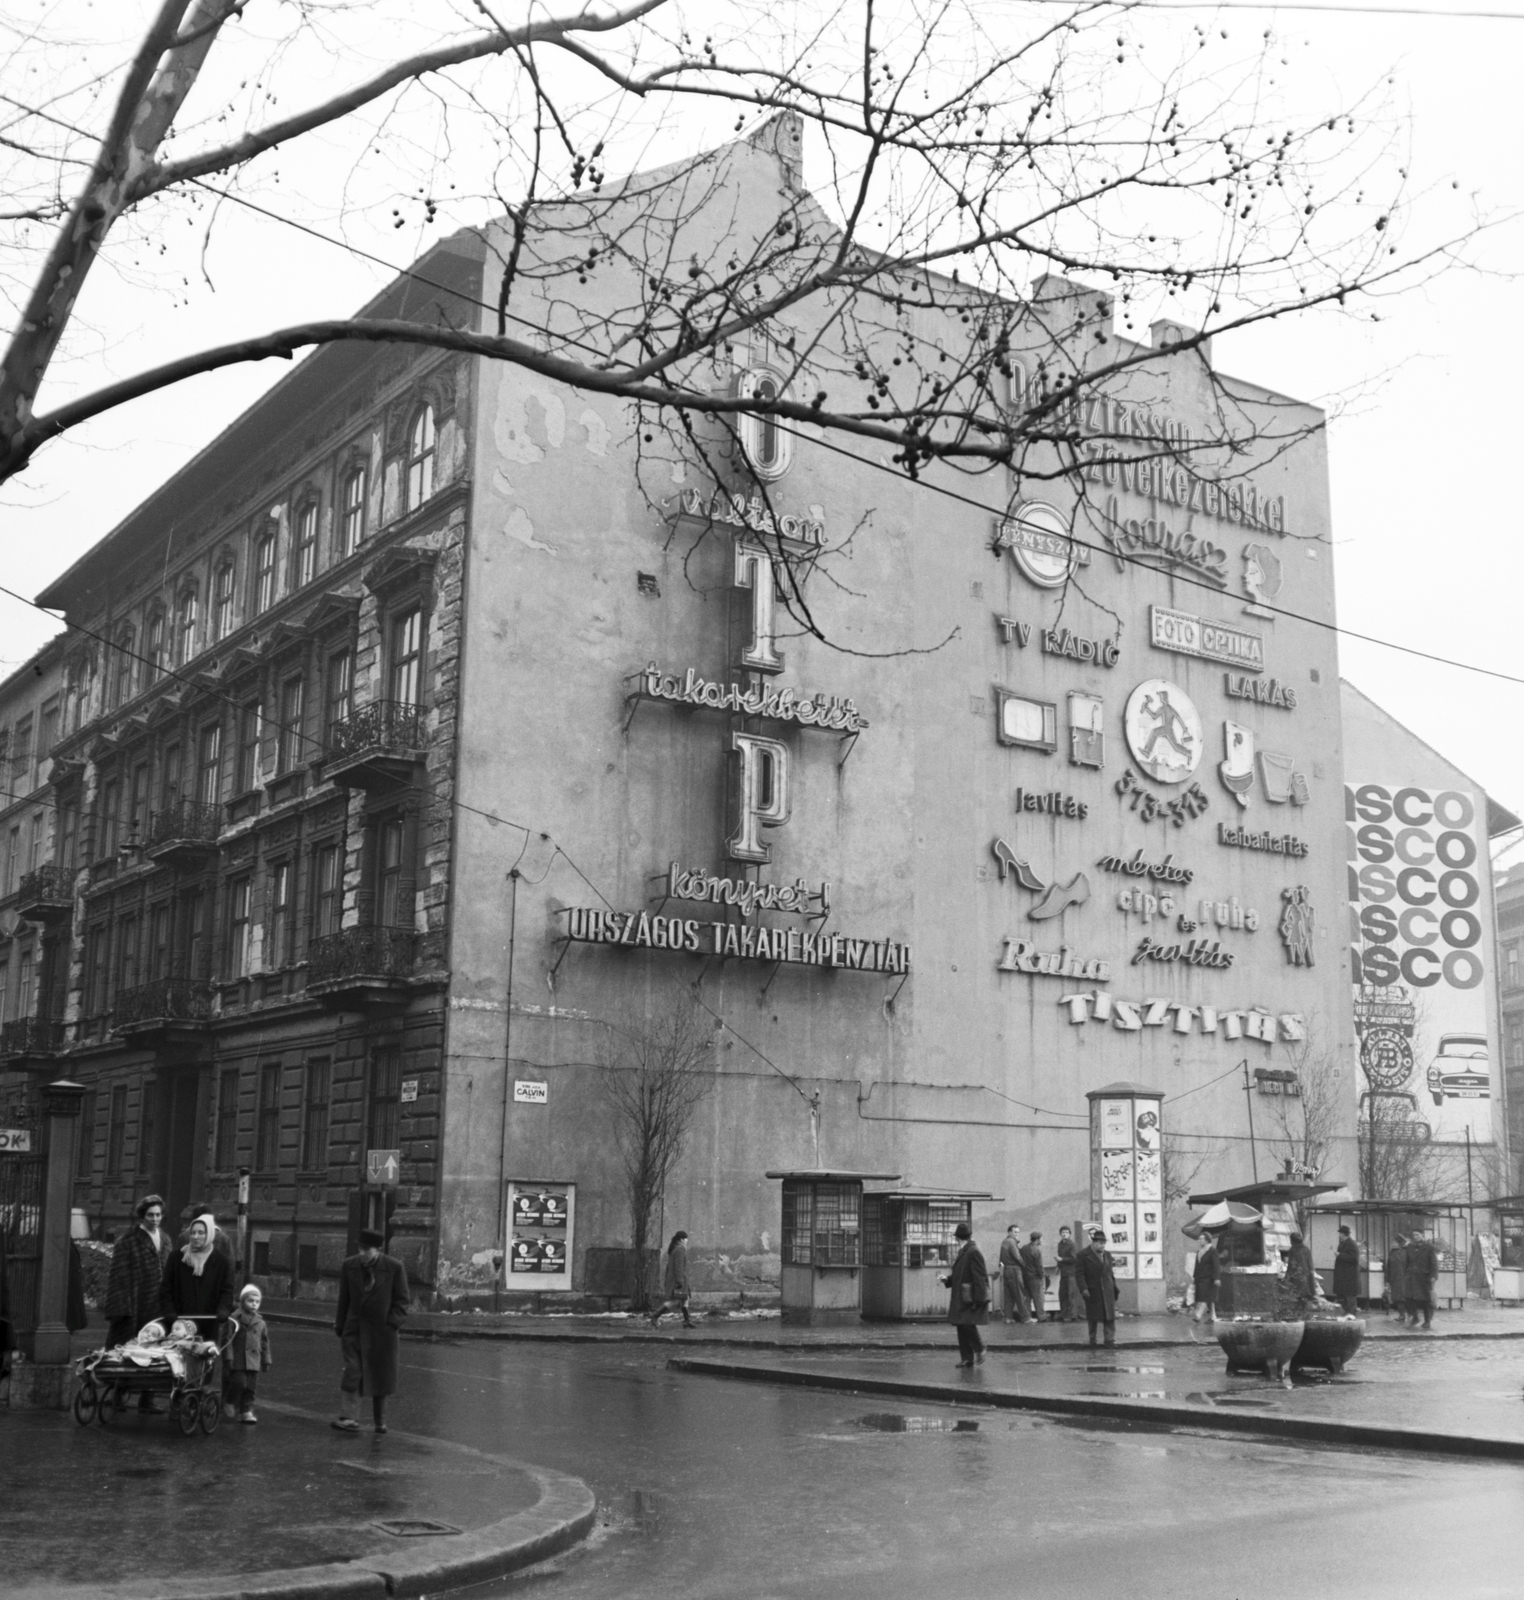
[1346, 783, 1495, 1143]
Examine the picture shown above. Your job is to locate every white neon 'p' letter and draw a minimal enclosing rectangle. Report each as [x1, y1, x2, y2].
[729, 732, 791, 863]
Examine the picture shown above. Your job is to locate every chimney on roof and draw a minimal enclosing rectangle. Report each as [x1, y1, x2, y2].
[1150, 318, 1212, 369]
[1028, 273, 1114, 349]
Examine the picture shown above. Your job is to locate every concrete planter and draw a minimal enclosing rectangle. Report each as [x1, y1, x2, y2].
[1292, 1317, 1366, 1374]
[1216, 1318, 1305, 1378]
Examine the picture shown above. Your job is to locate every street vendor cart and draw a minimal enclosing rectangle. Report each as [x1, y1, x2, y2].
[1186, 1180, 1344, 1316]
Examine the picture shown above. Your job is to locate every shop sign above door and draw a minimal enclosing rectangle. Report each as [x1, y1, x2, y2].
[1150, 606, 1265, 670]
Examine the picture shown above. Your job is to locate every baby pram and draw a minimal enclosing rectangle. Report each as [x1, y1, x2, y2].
[73, 1318, 233, 1435]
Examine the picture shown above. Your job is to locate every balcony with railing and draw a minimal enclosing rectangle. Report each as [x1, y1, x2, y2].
[307, 924, 417, 1008]
[0, 1015, 65, 1067]
[145, 798, 223, 864]
[319, 699, 429, 790]
[111, 976, 214, 1037]
[15, 861, 74, 924]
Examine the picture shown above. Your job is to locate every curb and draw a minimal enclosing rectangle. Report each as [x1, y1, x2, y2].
[7, 1409, 596, 1600]
[262, 1307, 1524, 1355]
[667, 1355, 1524, 1464]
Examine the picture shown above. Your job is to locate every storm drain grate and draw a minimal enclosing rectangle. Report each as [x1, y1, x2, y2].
[373, 1519, 463, 1538]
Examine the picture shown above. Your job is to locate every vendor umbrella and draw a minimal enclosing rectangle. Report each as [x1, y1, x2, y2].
[1182, 1199, 1262, 1238]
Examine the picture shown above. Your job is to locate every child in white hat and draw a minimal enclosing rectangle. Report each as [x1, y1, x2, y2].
[226, 1284, 273, 1424]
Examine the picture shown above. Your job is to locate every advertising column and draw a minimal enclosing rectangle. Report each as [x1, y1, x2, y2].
[1087, 1083, 1166, 1314]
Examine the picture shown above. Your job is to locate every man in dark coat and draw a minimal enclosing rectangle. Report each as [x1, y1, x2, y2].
[1076, 1228, 1119, 1348]
[104, 1194, 174, 1412]
[998, 1225, 1028, 1323]
[1385, 1233, 1409, 1321]
[1020, 1231, 1047, 1323]
[1191, 1236, 1221, 1324]
[1332, 1226, 1361, 1313]
[333, 1228, 410, 1433]
[1278, 1230, 1319, 1317]
[1055, 1226, 1082, 1322]
[159, 1211, 235, 1338]
[1405, 1228, 1439, 1329]
[942, 1221, 990, 1367]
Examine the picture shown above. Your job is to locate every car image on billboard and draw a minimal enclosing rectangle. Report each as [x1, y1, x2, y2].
[1427, 1034, 1490, 1106]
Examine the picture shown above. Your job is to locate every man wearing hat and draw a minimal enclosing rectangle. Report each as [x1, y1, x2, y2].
[940, 1221, 990, 1367]
[333, 1227, 410, 1434]
[1332, 1225, 1361, 1314]
[1075, 1227, 1119, 1348]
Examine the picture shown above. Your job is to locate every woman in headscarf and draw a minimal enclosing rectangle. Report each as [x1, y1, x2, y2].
[159, 1212, 235, 1338]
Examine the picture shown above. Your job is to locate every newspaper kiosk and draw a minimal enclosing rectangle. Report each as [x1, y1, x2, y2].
[860, 1186, 999, 1320]
[1307, 1198, 1469, 1310]
[767, 1168, 899, 1325]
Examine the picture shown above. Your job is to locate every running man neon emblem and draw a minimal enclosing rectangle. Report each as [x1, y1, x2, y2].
[1124, 679, 1204, 785]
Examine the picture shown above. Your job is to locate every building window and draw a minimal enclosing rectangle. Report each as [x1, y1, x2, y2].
[256, 1062, 281, 1172]
[212, 560, 235, 641]
[97, 778, 120, 859]
[227, 876, 252, 977]
[292, 502, 318, 589]
[277, 675, 305, 772]
[406, 405, 436, 511]
[4, 825, 18, 893]
[174, 588, 198, 666]
[112, 629, 135, 707]
[368, 1047, 401, 1154]
[301, 1058, 331, 1172]
[1509, 944, 1520, 990]
[138, 1081, 156, 1174]
[76, 1090, 97, 1179]
[106, 1084, 128, 1178]
[17, 947, 33, 1019]
[236, 700, 263, 792]
[149, 903, 171, 981]
[312, 843, 341, 939]
[254, 531, 277, 613]
[128, 761, 150, 843]
[84, 925, 108, 1016]
[161, 743, 182, 809]
[145, 611, 165, 686]
[27, 808, 45, 873]
[215, 1067, 240, 1171]
[0, 959, 8, 1022]
[116, 914, 139, 995]
[377, 817, 406, 928]
[268, 861, 292, 968]
[182, 887, 206, 981]
[58, 804, 78, 871]
[11, 715, 32, 793]
[341, 467, 366, 556]
[197, 722, 221, 807]
[325, 649, 353, 737]
[389, 609, 422, 708]
[37, 702, 58, 780]
[737, 368, 792, 479]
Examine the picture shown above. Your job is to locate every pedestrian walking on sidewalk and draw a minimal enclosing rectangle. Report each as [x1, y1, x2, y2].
[1056, 1226, 1082, 1322]
[1020, 1231, 1048, 1322]
[999, 1225, 1028, 1323]
[1405, 1228, 1439, 1329]
[1385, 1233, 1409, 1321]
[226, 1286, 272, 1424]
[1332, 1226, 1361, 1314]
[942, 1222, 990, 1367]
[159, 1212, 234, 1341]
[333, 1228, 410, 1435]
[103, 1194, 173, 1411]
[1076, 1228, 1118, 1348]
[1191, 1236, 1221, 1324]
[650, 1231, 695, 1328]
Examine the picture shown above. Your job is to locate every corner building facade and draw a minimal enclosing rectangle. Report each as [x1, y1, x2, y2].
[5, 125, 1356, 1305]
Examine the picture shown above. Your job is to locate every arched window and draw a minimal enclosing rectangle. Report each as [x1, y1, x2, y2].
[211, 560, 235, 642]
[111, 628, 135, 708]
[254, 530, 276, 613]
[737, 369, 791, 480]
[174, 587, 198, 667]
[341, 466, 366, 557]
[144, 611, 165, 687]
[406, 405, 436, 511]
[292, 501, 318, 589]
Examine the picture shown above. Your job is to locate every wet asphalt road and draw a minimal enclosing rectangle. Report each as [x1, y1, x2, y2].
[263, 1325, 1524, 1600]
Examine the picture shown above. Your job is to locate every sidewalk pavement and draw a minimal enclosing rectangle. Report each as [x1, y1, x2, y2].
[668, 1333, 1524, 1462]
[261, 1294, 1524, 1349]
[2, 1346, 594, 1600]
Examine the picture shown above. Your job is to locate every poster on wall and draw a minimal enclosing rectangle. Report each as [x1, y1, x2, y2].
[506, 1181, 576, 1289]
[1100, 1099, 1132, 1148]
[1346, 784, 1495, 1144]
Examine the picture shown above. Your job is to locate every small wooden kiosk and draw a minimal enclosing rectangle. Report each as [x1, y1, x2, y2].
[1306, 1198, 1470, 1310]
[767, 1168, 900, 1325]
[860, 1186, 1000, 1320]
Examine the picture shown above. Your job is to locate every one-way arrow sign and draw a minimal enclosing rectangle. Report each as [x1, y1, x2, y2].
[366, 1149, 401, 1186]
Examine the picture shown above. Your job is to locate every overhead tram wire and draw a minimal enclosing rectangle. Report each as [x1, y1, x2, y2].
[174, 181, 1524, 692]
